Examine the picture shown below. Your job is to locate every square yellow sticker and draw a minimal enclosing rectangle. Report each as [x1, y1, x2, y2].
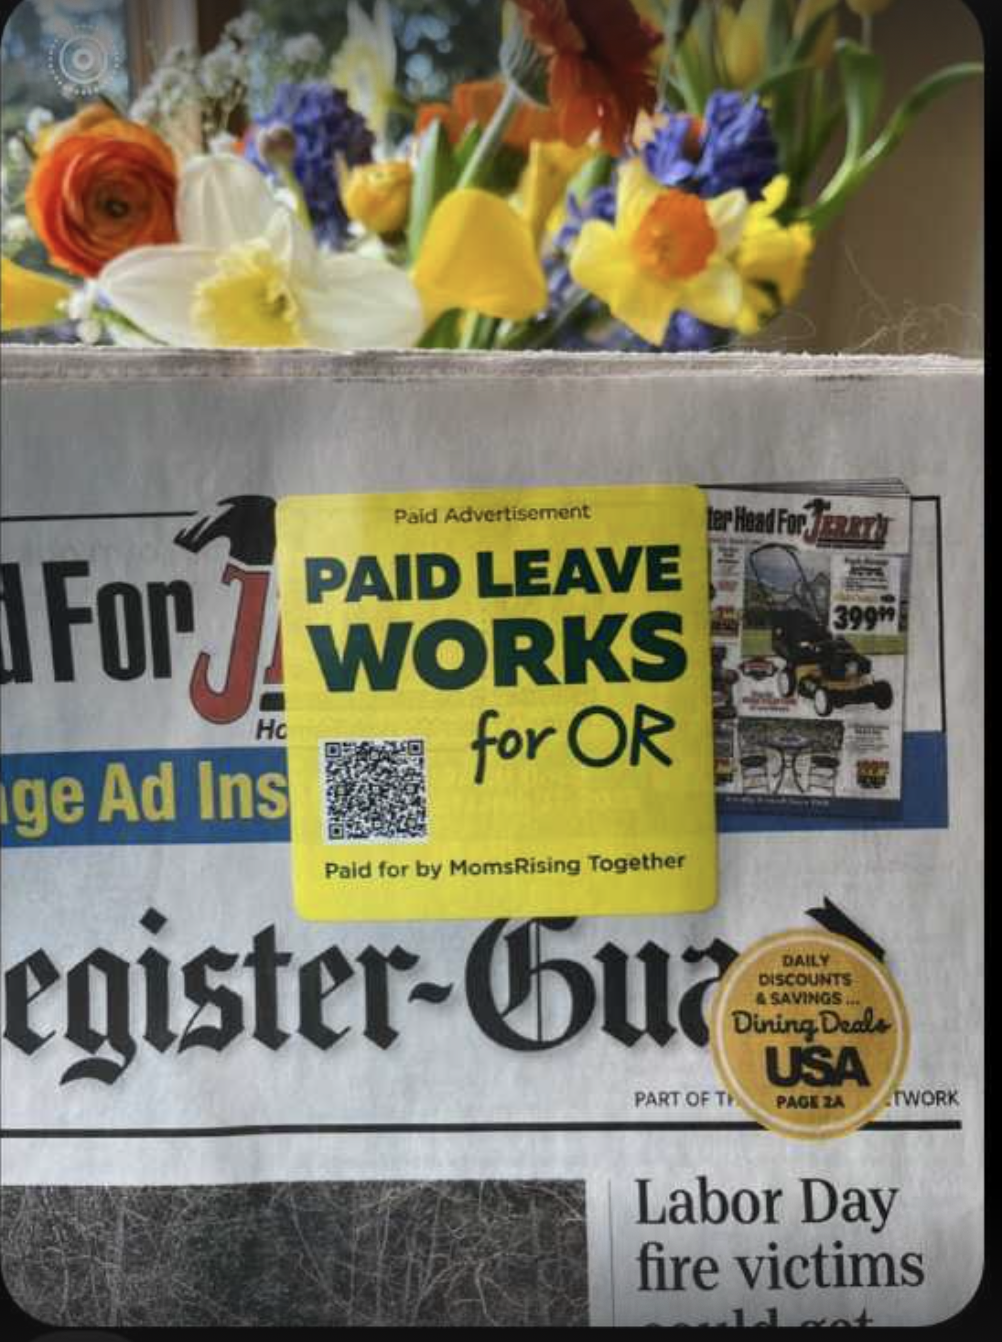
[276, 485, 717, 921]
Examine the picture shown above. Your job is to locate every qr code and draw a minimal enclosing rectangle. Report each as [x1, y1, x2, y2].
[321, 739, 428, 845]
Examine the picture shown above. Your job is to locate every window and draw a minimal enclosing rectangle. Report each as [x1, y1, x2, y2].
[1, 1, 133, 130]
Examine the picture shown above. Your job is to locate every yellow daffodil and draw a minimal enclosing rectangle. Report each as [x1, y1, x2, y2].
[717, 0, 773, 90]
[569, 158, 748, 346]
[98, 155, 423, 349]
[330, 0, 398, 142]
[794, 0, 840, 68]
[1, 256, 72, 332]
[734, 176, 814, 334]
[414, 188, 548, 324]
[846, 0, 894, 15]
[342, 160, 413, 235]
[514, 141, 597, 243]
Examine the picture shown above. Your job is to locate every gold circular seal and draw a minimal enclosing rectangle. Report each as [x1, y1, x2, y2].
[710, 931, 909, 1140]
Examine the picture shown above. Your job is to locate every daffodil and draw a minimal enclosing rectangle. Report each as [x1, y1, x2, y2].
[414, 188, 548, 324]
[568, 158, 748, 346]
[1, 256, 72, 332]
[330, 0, 398, 142]
[98, 154, 424, 349]
[733, 176, 814, 333]
[514, 141, 597, 243]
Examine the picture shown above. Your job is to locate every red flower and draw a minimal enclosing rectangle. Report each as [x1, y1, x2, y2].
[513, 0, 661, 154]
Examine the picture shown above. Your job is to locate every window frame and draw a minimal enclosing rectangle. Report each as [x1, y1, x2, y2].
[124, 0, 200, 88]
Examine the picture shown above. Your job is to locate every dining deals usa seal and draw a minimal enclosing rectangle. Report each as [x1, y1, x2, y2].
[709, 930, 910, 1140]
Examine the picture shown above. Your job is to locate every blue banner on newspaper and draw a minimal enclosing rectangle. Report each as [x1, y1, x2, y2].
[1, 733, 948, 849]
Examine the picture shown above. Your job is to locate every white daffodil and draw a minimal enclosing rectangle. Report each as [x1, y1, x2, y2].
[98, 155, 425, 350]
[330, 0, 398, 141]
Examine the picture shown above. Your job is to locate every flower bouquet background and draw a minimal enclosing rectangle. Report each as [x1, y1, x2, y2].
[0, 0, 983, 354]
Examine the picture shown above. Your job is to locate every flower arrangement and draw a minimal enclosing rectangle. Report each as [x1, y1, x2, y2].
[1, 1, 982, 353]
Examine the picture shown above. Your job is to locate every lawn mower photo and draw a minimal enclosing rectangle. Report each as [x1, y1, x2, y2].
[747, 544, 894, 719]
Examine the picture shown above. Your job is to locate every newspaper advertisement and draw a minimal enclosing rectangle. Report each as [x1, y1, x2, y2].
[707, 485, 912, 819]
[0, 351, 983, 1329]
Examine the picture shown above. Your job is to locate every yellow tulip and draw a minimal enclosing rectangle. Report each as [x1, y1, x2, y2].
[734, 176, 815, 334]
[1, 256, 72, 332]
[846, 0, 894, 15]
[343, 161, 413, 235]
[413, 188, 548, 324]
[718, 0, 772, 90]
[514, 141, 596, 244]
[794, 0, 840, 67]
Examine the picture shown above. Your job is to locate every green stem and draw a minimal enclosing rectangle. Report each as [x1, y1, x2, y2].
[460, 314, 501, 350]
[418, 309, 462, 349]
[501, 290, 594, 351]
[277, 166, 312, 231]
[456, 83, 522, 190]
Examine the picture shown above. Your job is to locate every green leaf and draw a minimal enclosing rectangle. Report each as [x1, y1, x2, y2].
[407, 120, 457, 264]
[566, 153, 615, 208]
[797, 99, 844, 202]
[837, 39, 884, 163]
[665, 0, 701, 51]
[806, 61, 983, 232]
[752, 62, 813, 100]
[765, 0, 792, 69]
[674, 45, 705, 115]
[863, 61, 982, 168]
[455, 82, 522, 190]
[784, 4, 836, 68]
[675, 30, 711, 112]
[791, 40, 879, 215]
[659, 72, 688, 112]
[454, 125, 483, 176]
[418, 309, 462, 350]
[687, 0, 722, 91]
[460, 314, 501, 351]
[500, 290, 595, 352]
[763, 64, 807, 179]
[478, 144, 527, 197]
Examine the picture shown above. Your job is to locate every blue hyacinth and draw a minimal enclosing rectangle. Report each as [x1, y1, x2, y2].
[641, 114, 700, 191]
[659, 311, 731, 353]
[246, 83, 374, 247]
[643, 92, 779, 203]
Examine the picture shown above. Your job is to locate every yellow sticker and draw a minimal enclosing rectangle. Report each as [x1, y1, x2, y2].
[710, 931, 910, 1140]
[275, 485, 717, 922]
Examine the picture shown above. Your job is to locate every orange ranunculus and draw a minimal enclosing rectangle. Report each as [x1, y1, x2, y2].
[34, 101, 119, 152]
[512, 0, 661, 155]
[416, 79, 560, 151]
[26, 114, 179, 278]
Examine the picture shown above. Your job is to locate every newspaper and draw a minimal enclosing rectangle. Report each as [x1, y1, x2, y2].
[0, 350, 983, 1329]
[707, 483, 912, 819]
